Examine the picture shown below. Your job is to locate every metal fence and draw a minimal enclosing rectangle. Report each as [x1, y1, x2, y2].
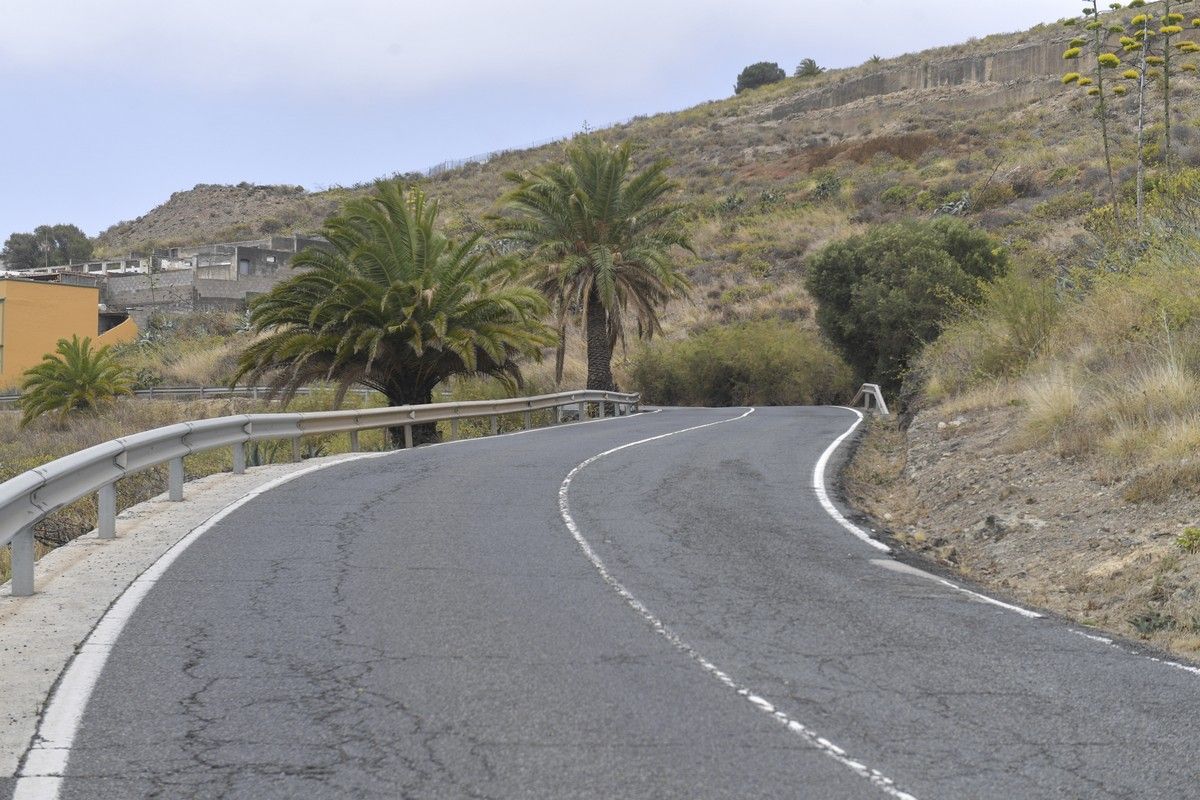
[0, 389, 640, 597]
[851, 384, 890, 416]
[0, 385, 379, 405]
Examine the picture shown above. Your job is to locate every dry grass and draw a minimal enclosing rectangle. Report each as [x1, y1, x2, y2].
[1018, 371, 1083, 452]
[843, 416, 923, 530]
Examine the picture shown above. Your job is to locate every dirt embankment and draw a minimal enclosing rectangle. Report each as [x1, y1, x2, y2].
[845, 405, 1200, 659]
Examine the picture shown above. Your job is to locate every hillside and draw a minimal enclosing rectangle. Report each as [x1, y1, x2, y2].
[95, 16, 1082, 278]
[96, 4, 1190, 356]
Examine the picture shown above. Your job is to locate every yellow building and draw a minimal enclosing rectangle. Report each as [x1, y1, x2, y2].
[0, 279, 138, 388]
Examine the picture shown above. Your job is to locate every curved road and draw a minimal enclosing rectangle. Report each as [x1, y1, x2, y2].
[13, 407, 1200, 798]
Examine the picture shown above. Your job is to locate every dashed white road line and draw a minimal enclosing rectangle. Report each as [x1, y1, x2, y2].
[1070, 629, 1200, 678]
[13, 409, 657, 800]
[558, 407, 920, 800]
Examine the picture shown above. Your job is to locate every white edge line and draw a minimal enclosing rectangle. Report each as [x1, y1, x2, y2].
[871, 559, 1043, 619]
[812, 407, 891, 553]
[818, 407, 1042, 620]
[12, 408, 659, 800]
[558, 407, 919, 800]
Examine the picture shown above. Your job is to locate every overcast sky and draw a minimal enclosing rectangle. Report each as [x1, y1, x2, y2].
[0, 0, 1083, 241]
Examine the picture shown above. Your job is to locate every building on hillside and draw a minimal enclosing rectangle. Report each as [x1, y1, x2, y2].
[1, 235, 330, 326]
[0, 279, 138, 388]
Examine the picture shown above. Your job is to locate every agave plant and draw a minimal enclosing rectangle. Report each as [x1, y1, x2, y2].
[19, 335, 132, 427]
[234, 181, 555, 446]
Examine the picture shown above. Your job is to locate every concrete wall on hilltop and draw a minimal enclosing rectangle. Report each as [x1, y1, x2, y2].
[771, 39, 1066, 119]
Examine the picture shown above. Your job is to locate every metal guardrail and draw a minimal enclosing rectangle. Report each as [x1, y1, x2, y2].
[850, 383, 890, 416]
[0, 385, 378, 404]
[0, 389, 639, 597]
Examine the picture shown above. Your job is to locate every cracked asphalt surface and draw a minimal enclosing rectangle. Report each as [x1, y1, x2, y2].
[29, 407, 1200, 798]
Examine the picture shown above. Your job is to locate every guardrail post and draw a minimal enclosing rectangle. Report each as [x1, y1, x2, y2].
[450, 418, 460, 441]
[168, 457, 185, 501]
[555, 405, 563, 425]
[349, 430, 360, 452]
[232, 442, 246, 474]
[598, 400, 606, 419]
[291, 438, 302, 462]
[523, 410, 532, 430]
[10, 525, 34, 596]
[98, 483, 117, 540]
[404, 424, 414, 449]
[490, 415, 498, 436]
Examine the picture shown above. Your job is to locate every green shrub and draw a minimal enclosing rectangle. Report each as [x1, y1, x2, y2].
[811, 172, 843, 201]
[805, 218, 1007, 392]
[1032, 191, 1095, 219]
[973, 181, 1017, 210]
[630, 320, 854, 406]
[734, 62, 787, 94]
[1177, 527, 1200, 554]
[880, 184, 919, 207]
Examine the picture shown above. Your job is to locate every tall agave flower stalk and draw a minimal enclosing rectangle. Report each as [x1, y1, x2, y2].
[1063, 0, 1124, 224]
[1122, 4, 1156, 231]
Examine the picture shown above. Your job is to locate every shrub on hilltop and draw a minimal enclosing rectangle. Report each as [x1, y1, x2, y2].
[735, 62, 787, 94]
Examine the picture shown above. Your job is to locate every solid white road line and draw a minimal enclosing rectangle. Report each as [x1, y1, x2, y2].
[870, 559, 1043, 619]
[817, 407, 1042, 620]
[558, 407, 920, 800]
[13, 409, 656, 800]
[812, 407, 891, 553]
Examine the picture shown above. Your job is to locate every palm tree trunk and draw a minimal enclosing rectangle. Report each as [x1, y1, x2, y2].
[385, 384, 440, 447]
[585, 289, 615, 392]
[554, 320, 566, 387]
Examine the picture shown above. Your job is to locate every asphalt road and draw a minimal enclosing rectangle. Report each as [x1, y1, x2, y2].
[20, 407, 1200, 798]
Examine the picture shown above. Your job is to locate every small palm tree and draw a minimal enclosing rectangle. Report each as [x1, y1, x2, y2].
[795, 58, 825, 77]
[234, 181, 554, 446]
[19, 336, 132, 427]
[495, 137, 692, 391]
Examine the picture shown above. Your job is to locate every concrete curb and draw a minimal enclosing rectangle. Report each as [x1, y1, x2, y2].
[0, 455, 366, 778]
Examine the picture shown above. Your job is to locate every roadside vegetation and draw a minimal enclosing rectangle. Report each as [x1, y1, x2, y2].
[631, 320, 853, 406]
[18, 336, 131, 427]
[495, 137, 692, 391]
[235, 181, 553, 446]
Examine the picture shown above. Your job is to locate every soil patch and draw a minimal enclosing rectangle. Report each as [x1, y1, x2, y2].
[845, 404, 1200, 659]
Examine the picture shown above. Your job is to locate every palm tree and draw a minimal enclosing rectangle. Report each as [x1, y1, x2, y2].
[19, 335, 132, 427]
[495, 137, 692, 391]
[234, 182, 555, 446]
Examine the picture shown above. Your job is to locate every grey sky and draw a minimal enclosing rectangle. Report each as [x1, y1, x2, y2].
[1, 1, 1082, 240]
